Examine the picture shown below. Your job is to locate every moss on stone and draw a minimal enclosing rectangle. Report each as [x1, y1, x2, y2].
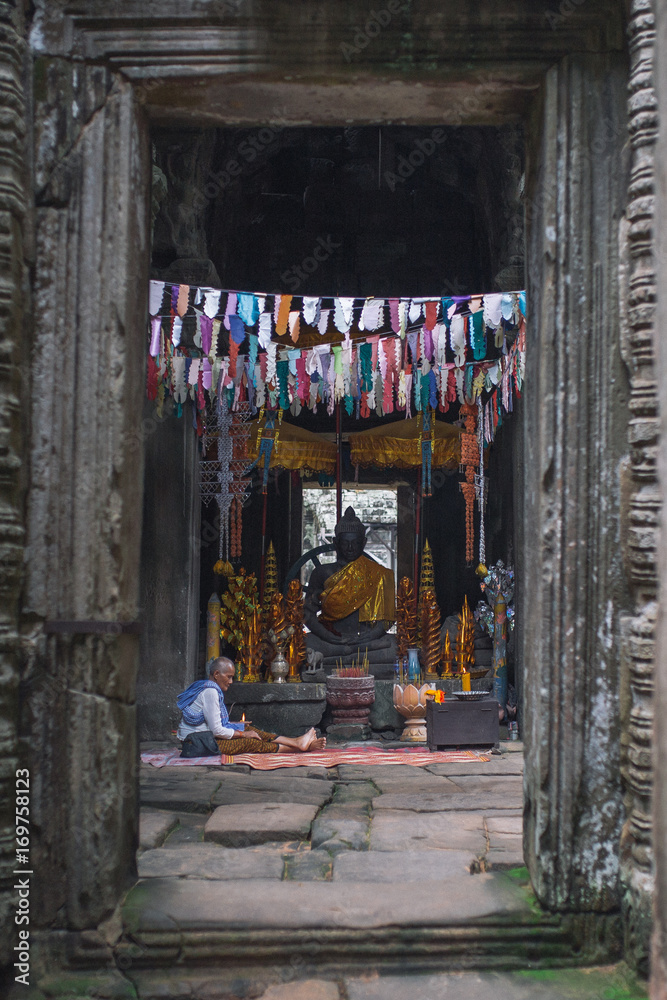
[37, 972, 137, 999]
[516, 963, 648, 999]
[506, 865, 530, 881]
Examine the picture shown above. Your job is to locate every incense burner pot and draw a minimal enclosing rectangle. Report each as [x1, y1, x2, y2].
[326, 675, 376, 724]
[393, 683, 430, 742]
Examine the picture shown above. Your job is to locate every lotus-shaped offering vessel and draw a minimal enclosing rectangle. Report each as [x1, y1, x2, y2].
[393, 683, 431, 742]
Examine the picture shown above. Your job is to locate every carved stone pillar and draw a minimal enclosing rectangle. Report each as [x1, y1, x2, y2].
[619, 0, 659, 974]
[23, 76, 149, 933]
[522, 53, 631, 913]
[0, 0, 27, 967]
[650, 0, 667, 993]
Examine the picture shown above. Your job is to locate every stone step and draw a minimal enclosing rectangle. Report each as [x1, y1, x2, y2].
[19, 961, 645, 1000]
[115, 870, 620, 977]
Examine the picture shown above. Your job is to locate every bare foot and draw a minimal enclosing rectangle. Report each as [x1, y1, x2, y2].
[307, 736, 326, 751]
[292, 728, 318, 752]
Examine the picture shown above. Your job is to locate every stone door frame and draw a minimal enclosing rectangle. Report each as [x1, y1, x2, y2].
[10, 0, 658, 975]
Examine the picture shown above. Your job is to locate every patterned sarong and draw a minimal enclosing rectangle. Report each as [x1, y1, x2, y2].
[215, 729, 280, 754]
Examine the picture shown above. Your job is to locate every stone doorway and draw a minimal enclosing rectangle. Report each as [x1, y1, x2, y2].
[12, 0, 652, 988]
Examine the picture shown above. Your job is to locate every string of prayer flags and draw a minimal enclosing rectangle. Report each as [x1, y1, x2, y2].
[146, 280, 526, 433]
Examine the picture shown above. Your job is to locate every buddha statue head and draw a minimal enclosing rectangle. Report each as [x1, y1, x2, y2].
[334, 506, 367, 564]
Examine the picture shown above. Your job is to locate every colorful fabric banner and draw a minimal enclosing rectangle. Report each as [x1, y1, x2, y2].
[146, 281, 526, 435]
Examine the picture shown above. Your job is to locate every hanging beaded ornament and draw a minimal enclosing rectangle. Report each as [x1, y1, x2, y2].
[200, 399, 253, 563]
[459, 402, 479, 565]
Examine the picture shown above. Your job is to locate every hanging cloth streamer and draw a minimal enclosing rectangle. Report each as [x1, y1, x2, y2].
[289, 311, 300, 343]
[276, 294, 292, 336]
[150, 317, 162, 357]
[258, 312, 273, 349]
[203, 289, 221, 318]
[302, 296, 320, 326]
[237, 293, 259, 327]
[318, 309, 331, 336]
[222, 292, 236, 331]
[149, 281, 165, 316]
[334, 297, 355, 333]
[176, 284, 190, 317]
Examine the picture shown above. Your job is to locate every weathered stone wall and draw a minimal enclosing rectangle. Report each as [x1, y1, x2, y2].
[618, 0, 659, 974]
[137, 400, 201, 741]
[650, 0, 667, 993]
[0, 0, 27, 969]
[21, 59, 150, 945]
[522, 52, 631, 913]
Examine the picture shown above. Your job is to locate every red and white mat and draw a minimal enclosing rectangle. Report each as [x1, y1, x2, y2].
[140, 747, 490, 770]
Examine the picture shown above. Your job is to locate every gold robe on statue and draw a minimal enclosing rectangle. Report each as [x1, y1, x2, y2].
[320, 555, 395, 625]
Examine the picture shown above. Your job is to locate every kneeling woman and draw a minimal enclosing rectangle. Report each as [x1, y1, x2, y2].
[177, 656, 326, 758]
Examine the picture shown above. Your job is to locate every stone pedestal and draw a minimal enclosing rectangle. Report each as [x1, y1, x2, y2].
[326, 723, 371, 742]
[226, 682, 326, 737]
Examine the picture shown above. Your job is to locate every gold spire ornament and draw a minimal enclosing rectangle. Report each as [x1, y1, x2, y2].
[440, 629, 454, 676]
[417, 539, 435, 644]
[396, 577, 418, 662]
[262, 541, 278, 614]
[268, 591, 288, 636]
[244, 606, 262, 682]
[420, 588, 441, 680]
[452, 596, 476, 675]
[463, 596, 476, 671]
[418, 539, 435, 598]
[285, 579, 306, 682]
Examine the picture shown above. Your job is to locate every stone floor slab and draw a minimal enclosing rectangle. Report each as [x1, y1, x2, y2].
[283, 850, 333, 881]
[363, 770, 462, 795]
[372, 792, 521, 812]
[448, 774, 524, 793]
[138, 844, 285, 879]
[123, 872, 531, 932]
[140, 773, 222, 812]
[345, 966, 647, 1000]
[334, 781, 377, 804]
[485, 846, 525, 869]
[369, 810, 487, 852]
[160, 811, 207, 847]
[425, 757, 523, 777]
[212, 772, 333, 808]
[258, 980, 340, 1000]
[485, 814, 523, 834]
[332, 849, 475, 882]
[139, 810, 179, 849]
[311, 808, 369, 852]
[337, 764, 429, 783]
[204, 803, 319, 846]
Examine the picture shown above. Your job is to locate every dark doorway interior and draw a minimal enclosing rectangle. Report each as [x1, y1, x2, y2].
[139, 124, 524, 737]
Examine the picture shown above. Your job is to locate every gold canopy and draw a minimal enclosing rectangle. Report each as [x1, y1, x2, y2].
[348, 416, 461, 470]
[247, 419, 336, 474]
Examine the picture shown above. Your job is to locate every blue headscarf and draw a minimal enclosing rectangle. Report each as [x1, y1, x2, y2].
[176, 679, 244, 731]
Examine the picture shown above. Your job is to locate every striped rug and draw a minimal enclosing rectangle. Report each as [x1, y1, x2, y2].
[140, 748, 489, 769]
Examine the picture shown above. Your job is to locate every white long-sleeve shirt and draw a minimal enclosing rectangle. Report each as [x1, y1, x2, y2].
[176, 686, 236, 741]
